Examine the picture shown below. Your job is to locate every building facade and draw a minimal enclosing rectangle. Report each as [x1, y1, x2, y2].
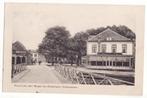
[29, 50, 46, 64]
[82, 28, 135, 70]
[12, 41, 28, 78]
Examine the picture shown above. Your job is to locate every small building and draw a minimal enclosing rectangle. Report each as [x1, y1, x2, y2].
[29, 50, 46, 64]
[12, 41, 28, 78]
[82, 28, 135, 70]
[30, 50, 38, 64]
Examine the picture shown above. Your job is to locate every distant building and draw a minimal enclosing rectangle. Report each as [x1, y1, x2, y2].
[82, 28, 135, 70]
[29, 50, 46, 64]
[30, 50, 38, 64]
[12, 41, 28, 78]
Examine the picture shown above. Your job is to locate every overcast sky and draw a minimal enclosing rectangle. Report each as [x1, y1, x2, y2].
[10, 4, 138, 50]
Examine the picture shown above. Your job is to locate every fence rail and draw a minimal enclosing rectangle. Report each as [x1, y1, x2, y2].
[54, 65, 134, 85]
[12, 64, 27, 78]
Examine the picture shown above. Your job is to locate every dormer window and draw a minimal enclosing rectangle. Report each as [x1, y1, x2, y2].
[109, 37, 112, 40]
[106, 37, 112, 41]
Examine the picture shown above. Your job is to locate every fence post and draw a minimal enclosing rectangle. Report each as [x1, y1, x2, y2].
[90, 74, 97, 85]
[80, 72, 86, 84]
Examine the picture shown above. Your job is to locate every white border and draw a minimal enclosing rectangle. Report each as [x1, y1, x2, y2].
[0, 0, 147, 98]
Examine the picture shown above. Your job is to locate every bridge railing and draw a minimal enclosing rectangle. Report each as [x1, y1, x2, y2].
[54, 64, 134, 85]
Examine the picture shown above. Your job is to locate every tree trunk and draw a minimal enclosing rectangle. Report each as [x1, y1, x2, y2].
[70, 58, 73, 66]
[51, 57, 54, 66]
[76, 55, 81, 66]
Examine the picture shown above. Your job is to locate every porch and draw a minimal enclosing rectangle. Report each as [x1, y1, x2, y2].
[82, 54, 135, 70]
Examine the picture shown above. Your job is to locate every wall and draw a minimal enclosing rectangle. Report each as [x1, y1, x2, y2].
[101, 42, 133, 55]
[87, 41, 133, 55]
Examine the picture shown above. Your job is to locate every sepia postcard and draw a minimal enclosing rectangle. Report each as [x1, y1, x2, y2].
[3, 3, 145, 95]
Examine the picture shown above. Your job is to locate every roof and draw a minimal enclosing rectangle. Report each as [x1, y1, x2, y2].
[28, 50, 37, 53]
[88, 28, 131, 42]
[12, 41, 27, 51]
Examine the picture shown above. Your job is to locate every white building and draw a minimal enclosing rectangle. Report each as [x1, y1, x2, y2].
[82, 28, 135, 70]
[29, 50, 46, 64]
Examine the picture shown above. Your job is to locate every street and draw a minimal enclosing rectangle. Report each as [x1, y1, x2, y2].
[13, 64, 71, 84]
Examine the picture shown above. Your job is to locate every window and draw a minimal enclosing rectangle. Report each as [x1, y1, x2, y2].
[122, 44, 127, 53]
[22, 57, 26, 63]
[110, 61, 112, 66]
[106, 37, 112, 41]
[123, 62, 129, 66]
[112, 44, 117, 53]
[92, 44, 97, 53]
[16, 57, 21, 64]
[101, 44, 106, 53]
[91, 61, 96, 66]
[34, 54, 37, 57]
[82, 60, 86, 64]
[97, 61, 103, 66]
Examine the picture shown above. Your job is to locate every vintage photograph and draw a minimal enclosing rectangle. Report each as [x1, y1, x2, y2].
[12, 26, 135, 85]
[3, 3, 144, 95]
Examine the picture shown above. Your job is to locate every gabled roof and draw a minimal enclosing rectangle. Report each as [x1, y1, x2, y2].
[12, 41, 27, 51]
[88, 28, 131, 42]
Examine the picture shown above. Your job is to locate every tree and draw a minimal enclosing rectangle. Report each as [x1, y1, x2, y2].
[38, 26, 70, 65]
[65, 39, 76, 66]
[110, 25, 135, 40]
[73, 32, 89, 66]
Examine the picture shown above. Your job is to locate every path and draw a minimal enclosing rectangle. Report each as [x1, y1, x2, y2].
[14, 64, 70, 84]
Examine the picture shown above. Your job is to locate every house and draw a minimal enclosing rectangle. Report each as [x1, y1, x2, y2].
[29, 50, 46, 64]
[82, 28, 135, 70]
[29, 50, 38, 64]
[12, 41, 28, 77]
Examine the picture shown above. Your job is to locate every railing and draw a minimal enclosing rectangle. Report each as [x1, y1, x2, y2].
[12, 64, 27, 78]
[54, 64, 134, 85]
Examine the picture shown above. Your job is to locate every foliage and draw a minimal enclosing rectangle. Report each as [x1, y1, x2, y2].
[38, 26, 70, 65]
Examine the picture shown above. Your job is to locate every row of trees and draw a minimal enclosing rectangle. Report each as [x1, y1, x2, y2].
[38, 25, 135, 66]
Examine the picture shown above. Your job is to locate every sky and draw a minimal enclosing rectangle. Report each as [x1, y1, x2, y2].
[10, 4, 138, 50]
